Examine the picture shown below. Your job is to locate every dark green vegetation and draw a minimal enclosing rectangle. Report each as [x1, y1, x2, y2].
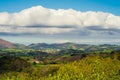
[0, 39, 120, 80]
[0, 56, 31, 73]
[0, 49, 120, 80]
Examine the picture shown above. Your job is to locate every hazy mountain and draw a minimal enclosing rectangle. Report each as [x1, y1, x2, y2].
[0, 39, 17, 49]
[28, 42, 80, 50]
[28, 42, 120, 51]
[0, 39, 27, 49]
[0, 38, 120, 51]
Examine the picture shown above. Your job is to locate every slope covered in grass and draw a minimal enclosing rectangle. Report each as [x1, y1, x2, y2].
[0, 54, 120, 80]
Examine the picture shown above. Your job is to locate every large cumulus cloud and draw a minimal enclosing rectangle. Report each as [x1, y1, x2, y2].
[0, 6, 120, 35]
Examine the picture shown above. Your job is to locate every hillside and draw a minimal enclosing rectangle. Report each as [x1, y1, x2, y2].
[0, 39, 27, 49]
[0, 38, 120, 51]
[29, 42, 75, 49]
[0, 39, 16, 48]
[28, 42, 120, 52]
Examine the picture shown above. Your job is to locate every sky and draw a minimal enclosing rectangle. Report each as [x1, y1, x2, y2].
[0, 0, 120, 44]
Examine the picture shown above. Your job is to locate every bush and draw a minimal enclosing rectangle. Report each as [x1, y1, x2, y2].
[0, 56, 31, 73]
[47, 56, 120, 80]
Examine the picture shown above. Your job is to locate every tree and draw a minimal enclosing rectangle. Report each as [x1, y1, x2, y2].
[0, 56, 31, 73]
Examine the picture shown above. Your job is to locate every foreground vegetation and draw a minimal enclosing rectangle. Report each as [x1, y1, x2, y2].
[0, 50, 120, 80]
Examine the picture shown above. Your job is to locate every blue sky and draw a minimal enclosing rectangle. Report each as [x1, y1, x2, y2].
[0, 0, 120, 15]
[0, 0, 120, 44]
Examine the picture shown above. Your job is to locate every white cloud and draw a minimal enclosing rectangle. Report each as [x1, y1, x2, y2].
[0, 25, 74, 34]
[0, 6, 120, 35]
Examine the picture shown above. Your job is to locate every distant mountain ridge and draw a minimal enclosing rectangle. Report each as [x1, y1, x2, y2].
[0, 39, 16, 48]
[28, 42, 120, 51]
[0, 39, 27, 49]
[0, 38, 120, 51]
[28, 42, 80, 50]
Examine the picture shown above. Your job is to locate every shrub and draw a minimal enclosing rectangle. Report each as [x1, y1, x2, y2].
[0, 56, 31, 73]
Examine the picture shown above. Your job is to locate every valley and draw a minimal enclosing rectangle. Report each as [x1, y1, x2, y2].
[0, 39, 120, 80]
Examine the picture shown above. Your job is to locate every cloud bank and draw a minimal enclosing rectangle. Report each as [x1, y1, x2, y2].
[0, 6, 120, 36]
